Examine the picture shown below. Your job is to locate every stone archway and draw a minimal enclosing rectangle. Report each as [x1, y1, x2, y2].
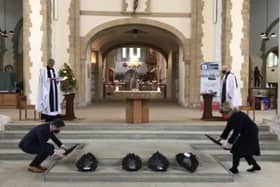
[81, 18, 189, 61]
[260, 18, 279, 86]
[78, 18, 190, 106]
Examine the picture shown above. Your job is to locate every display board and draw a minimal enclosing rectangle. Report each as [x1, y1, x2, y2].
[200, 62, 220, 110]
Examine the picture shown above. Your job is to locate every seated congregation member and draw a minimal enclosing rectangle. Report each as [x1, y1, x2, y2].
[18, 119, 67, 173]
[218, 102, 261, 174]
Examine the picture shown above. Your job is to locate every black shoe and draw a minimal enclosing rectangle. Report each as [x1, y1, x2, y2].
[247, 165, 261, 172]
[229, 167, 239, 174]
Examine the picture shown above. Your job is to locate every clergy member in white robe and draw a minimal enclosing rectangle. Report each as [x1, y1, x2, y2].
[35, 59, 61, 122]
[221, 65, 240, 109]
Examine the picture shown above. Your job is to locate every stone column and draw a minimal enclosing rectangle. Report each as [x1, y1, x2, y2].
[70, 0, 82, 106]
[23, 0, 53, 104]
[221, 0, 249, 105]
[215, 0, 222, 64]
[178, 47, 185, 106]
[221, 0, 232, 68]
[166, 50, 172, 99]
[278, 2, 280, 115]
[190, 0, 204, 108]
[97, 52, 103, 100]
[0, 38, 5, 71]
[240, 0, 250, 105]
[23, 0, 32, 102]
[40, 0, 50, 65]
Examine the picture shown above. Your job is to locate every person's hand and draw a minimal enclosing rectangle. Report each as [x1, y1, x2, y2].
[217, 138, 226, 145]
[60, 144, 68, 151]
[53, 149, 66, 159]
[222, 142, 232, 150]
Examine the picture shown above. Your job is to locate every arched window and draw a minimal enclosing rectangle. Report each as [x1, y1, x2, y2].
[266, 51, 278, 67]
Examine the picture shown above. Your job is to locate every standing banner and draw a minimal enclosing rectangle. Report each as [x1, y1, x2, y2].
[200, 62, 220, 110]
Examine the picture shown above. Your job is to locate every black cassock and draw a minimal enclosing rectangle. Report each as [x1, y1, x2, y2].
[220, 111, 260, 157]
[36, 66, 61, 122]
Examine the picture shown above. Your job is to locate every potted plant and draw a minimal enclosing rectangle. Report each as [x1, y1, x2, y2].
[59, 63, 77, 120]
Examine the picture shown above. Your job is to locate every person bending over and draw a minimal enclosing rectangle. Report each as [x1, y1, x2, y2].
[18, 119, 67, 173]
[218, 102, 261, 174]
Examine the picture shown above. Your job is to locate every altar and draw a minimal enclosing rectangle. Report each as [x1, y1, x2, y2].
[113, 90, 162, 123]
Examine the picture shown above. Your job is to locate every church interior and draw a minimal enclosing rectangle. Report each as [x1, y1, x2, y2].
[0, 0, 279, 111]
[0, 0, 280, 186]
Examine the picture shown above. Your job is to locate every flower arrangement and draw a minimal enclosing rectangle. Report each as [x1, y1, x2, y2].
[59, 63, 77, 94]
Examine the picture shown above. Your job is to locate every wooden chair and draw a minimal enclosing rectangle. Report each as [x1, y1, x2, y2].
[18, 96, 37, 120]
[239, 96, 255, 121]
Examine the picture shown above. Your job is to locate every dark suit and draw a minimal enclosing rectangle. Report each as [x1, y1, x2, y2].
[18, 123, 63, 166]
[220, 111, 260, 169]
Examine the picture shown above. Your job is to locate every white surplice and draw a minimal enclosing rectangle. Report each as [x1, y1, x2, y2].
[35, 67, 61, 116]
[223, 73, 240, 108]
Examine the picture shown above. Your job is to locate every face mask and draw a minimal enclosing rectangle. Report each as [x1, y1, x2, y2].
[222, 70, 226, 74]
[53, 129, 60, 134]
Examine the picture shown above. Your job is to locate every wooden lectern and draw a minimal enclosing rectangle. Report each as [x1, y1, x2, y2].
[201, 93, 223, 121]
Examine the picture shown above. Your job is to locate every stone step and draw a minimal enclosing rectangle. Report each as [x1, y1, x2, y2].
[1, 147, 280, 161]
[2, 140, 280, 150]
[4, 148, 278, 156]
[263, 119, 280, 125]
[0, 139, 211, 143]
[0, 131, 277, 140]
[201, 149, 280, 155]
[2, 129, 273, 134]
[4, 123, 271, 132]
[213, 154, 280, 162]
[2, 152, 280, 162]
[191, 142, 280, 150]
[44, 166, 233, 183]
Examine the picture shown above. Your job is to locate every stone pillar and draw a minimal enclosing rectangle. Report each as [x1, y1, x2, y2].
[190, 0, 204, 107]
[184, 60, 190, 105]
[70, 0, 82, 106]
[23, 0, 44, 104]
[22, 0, 54, 104]
[278, 2, 280, 115]
[166, 50, 172, 99]
[40, 0, 51, 65]
[23, 0, 32, 103]
[69, 0, 80, 69]
[215, 0, 222, 63]
[240, 0, 250, 105]
[178, 47, 185, 106]
[0, 38, 4, 71]
[221, 0, 232, 68]
[97, 52, 103, 100]
[221, 0, 249, 105]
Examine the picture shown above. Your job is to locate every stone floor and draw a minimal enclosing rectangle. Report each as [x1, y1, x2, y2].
[0, 101, 276, 124]
[0, 102, 279, 187]
[0, 161, 280, 187]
